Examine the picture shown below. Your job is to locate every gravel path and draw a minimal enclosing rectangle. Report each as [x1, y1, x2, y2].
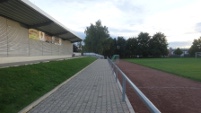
[117, 60, 201, 113]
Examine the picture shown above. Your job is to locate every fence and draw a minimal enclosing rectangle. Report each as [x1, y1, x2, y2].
[83, 52, 104, 59]
[107, 58, 161, 113]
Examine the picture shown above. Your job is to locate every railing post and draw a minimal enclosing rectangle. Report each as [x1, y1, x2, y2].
[122, 76, 126, 102]
[115, 67, 118, 82]
[112, 64, 115, 74]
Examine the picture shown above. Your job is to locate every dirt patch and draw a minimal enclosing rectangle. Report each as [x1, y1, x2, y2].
[117, 60, 201, 113]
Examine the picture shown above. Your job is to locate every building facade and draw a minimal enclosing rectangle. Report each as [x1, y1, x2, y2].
[0, 16, 73, 57]
[0, 0, 81, 63]
[169, 48, 189, 57]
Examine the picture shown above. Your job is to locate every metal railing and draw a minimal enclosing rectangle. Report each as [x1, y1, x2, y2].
[83, 52, 104, 59]
[107, 58, 161, 113]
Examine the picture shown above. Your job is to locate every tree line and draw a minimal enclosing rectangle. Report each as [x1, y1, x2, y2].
[104, 33, 169, 58]
[81, 20, 201, 58]
[83, 20, 168, 58]
[189, 37, 201, 56]
[172, 37, 201, 57]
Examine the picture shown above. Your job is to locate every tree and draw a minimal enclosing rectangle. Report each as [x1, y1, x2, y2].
[102, 37, 115, 58]
[116, 36, 126, 58]
[189, 37, 201, 56]
[149, 32, 168, 57]
[84, 20, 110, 56]
[77, 41, 83, 52]
[137, 32, 151, 57]
[174, 48, 183, 56]
[126, 37, 138, 58]
[73, 44, 78, 52]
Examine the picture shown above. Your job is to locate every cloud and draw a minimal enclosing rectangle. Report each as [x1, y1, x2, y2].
[168, 41, 192, 48]
[74, 31, 85, 40]
[113, 0, 144, 16]
[29, 0, 201, 48]
[109, 27, 139, 38]
[195, 22, 201, 33]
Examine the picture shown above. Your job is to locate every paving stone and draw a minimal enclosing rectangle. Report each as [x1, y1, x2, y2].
[27, 59, 131, 113]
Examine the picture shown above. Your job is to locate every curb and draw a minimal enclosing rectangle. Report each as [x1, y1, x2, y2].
[18, 59, 97, 113]
[0, 56, 84, 69]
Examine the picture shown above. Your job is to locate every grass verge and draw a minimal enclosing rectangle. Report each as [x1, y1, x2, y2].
[125, 58, 201, 82]
[0, 57, 96, 113]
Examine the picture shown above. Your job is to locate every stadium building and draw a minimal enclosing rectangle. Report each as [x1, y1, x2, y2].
[0, 0, 81, 64]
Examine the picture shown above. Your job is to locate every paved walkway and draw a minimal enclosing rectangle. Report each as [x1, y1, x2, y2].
[27, 59, 131, 113]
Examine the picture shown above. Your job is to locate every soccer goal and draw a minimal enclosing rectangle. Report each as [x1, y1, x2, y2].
[111, 55, 120, 64]
[195, 52, 201, 58]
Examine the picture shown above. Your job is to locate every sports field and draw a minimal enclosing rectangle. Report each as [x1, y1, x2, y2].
[125, 58, 201, 82]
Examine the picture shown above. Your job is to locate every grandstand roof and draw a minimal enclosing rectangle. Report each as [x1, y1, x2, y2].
[0, 0, 82, 42]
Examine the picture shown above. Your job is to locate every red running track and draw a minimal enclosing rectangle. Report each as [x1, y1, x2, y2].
[117, 60, 201, 113]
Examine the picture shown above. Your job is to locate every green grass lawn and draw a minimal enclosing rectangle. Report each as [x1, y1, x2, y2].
[125, 58, 201, 82]
[0, 57, 96, 113]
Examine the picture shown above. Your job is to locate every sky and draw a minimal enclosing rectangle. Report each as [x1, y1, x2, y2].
[29, 0, 201, 48]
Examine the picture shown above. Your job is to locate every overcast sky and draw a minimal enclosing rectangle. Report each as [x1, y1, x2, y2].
[29, 0, 201, 48]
